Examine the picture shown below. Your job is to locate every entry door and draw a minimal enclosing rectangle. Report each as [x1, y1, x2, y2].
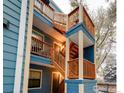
[52, 72, 60, 93]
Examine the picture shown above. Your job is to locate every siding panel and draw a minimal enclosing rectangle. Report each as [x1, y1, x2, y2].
[3, 76, 15, 84]
[3, 0, 22, 93]
[3, 84, 14, 93]
[3, 36, 18, 47]
[3, 0, 21, 13]
[3, 60, 16, 69]
[3, 5, 20, 20]
[3, 68, 15, 77]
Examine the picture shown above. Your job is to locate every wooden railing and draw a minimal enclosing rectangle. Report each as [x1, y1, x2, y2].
[31, 36, 52, 58]
[83, 7, 95, 37]
[68, 58, 79, 79]
[53, 12, 67, 33]
[34, 0, 54, 21]
[51, 47, 65, 71]
[68, 7, 79, 29]
[68, 7, 95, 36]
[31, 36, 65, 74]
[34, 0, 95, 36]
[68, 58, 96, 79]
[34, 0, 67, 32]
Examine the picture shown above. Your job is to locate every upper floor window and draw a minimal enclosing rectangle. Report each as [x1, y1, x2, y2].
[32, 30, 44, 50]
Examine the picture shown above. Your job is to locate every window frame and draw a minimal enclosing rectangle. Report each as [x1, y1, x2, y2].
[28, 69, 42, 90]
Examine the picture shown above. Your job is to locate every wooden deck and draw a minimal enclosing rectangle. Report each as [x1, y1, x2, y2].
[34, 0, 95, 36]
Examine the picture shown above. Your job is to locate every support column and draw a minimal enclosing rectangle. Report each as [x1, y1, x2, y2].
[65, 38, 70, 79]
[65, 38, 70, 93]
[78, 30, 83, 79]
[78, 30, 84, 93]
[79, 3, 83, 23]
[66, 15, 69, 31]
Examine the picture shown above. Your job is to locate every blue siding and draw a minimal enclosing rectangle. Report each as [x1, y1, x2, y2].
[65, 80, 80, 93]
[33, 10, 53, 27]
[67, 83, 79, 93]
[31, 54, 51, 65]
[3, 0, 29, 93]
[84, 45, 94, 63]
[65, 22, 95, 43]
[65, 79, 97, 93]
[83, 79, 97, 93]
[29, 64, 52, 93]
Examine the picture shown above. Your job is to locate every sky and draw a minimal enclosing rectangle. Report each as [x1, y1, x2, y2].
[53, 0, 108, 14]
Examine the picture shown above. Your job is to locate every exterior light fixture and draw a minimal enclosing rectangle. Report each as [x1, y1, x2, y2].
[3, 18, 9, 28]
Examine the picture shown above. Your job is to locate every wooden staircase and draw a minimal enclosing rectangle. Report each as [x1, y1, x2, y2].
[50, 48, 65, 77]
[50, 42, 79, 77]
[70, 42, 79, 60]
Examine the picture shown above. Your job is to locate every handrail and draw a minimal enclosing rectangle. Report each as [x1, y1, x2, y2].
[83, 7, 95, 27]
[68, 7, 79, 29]
[83, 7, 95, 36]
[52, 48, 65, 70]
[68, 58, 95, 79]
[68, 7, 79, 16]
[31, 36, 52, 58]
[34, 0, 54, 21]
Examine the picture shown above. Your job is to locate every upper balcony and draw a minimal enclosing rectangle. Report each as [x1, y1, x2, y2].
[33, 0, 95, 37]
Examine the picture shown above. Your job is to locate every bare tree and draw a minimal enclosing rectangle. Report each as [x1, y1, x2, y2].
[91, 1, 116, 82]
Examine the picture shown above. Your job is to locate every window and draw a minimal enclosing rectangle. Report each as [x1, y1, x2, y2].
[32, 30, 44, 51]
[28, 69, 42, 89]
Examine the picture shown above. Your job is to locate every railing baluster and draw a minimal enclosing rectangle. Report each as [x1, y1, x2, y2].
[68, 58, 95, 79]
[31, 37, 52, 58]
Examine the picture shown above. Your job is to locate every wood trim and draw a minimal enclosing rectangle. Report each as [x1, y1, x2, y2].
[13, 0, 28, 93]
[31, 61, 54, 68]
[22, 0, 34, 93]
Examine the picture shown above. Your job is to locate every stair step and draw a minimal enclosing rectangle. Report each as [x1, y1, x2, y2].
[71, 49, 78, 53]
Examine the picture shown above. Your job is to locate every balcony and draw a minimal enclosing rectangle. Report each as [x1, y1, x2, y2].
[68, 58, 96, 79]
[31, 36, 52, 58]
[34, 0, 95, 37]
[34, 0, 66, 33]
[68, 7, 95, 37]
[31, 36, 95, 79]
[31, 36, 65, 75]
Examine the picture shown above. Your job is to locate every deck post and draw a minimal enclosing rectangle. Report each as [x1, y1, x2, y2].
[79, 3, 83, 23]
[65, 38, 70, 93]
[78, 30, 84, 93]
[66, 15, 69, 31]
[65, 38, 70, 79]
[78, 30, 83, 79]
